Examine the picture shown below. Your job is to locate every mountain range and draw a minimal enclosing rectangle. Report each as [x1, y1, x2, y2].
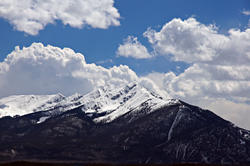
[0, 82, 249, 165]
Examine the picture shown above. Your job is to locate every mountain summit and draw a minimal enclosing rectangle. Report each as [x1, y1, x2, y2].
[0, 83, 176, 123]
[0, 83, 249, 164]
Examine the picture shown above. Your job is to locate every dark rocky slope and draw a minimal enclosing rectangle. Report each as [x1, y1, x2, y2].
[0, 100, 249, 165]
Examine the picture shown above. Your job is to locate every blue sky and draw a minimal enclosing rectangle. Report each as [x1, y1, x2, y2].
[0, 0, 250, 129]
[0, 0, 249, 75]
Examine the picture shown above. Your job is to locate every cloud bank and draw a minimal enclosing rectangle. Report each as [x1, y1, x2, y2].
[0, 43, 167, 99]
[118, 18, 250, 129]
[142, 18, 250, 102]
[144, 18, 229, 63]
[0, 0, 120, 35]
[0, 43, 136, 97]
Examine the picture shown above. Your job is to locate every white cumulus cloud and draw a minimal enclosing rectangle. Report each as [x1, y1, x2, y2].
[117, 36, 152, 59]
[0, 43, 138, 97]
[144, 18, 231, 63]
[141, 18, 250, 102]
[0, 0, 120, 35]
[242, 10, 250, 16]
[0, 43, 166, 100]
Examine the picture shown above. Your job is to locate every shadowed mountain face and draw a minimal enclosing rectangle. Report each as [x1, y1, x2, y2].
[0, 84, 249, 165]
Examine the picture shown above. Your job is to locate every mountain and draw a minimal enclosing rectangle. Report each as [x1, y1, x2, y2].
[0, 94, 65, 118]
[0, 83, 249, 165]
[0, 83, 175, 123]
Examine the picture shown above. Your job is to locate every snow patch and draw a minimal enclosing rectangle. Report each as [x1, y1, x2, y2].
[37, 116, 50, 124]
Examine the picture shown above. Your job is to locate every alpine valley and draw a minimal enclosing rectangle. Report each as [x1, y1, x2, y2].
[0, 83, 250, 165]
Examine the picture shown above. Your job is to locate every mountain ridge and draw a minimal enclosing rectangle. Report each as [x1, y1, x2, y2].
[0, 82, 177, 124]
[0, 82, 249, 164]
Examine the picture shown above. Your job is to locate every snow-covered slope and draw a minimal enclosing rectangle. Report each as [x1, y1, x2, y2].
[0, 94, 65, 118]
[41, 82, 179, 123]
[80, 83, 178, 123]
[0, 82, 179, 123]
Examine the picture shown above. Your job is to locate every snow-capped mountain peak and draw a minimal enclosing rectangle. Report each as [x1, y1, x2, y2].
[0, 93, 65, 118]
[79, 82, 178, 123]
[0, 82, 179, 123]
